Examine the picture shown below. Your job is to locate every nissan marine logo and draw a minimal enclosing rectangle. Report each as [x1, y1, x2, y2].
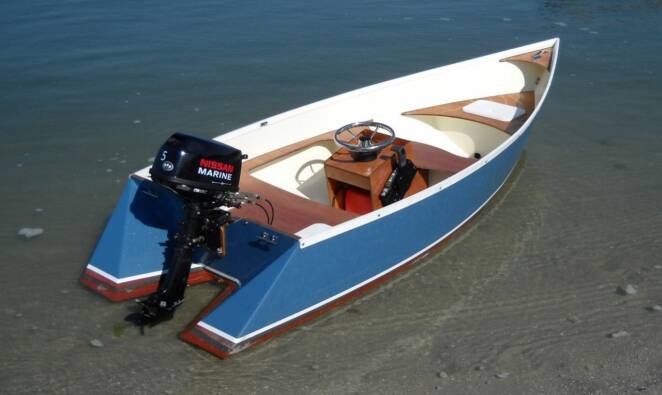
[162, 161, 174, 172]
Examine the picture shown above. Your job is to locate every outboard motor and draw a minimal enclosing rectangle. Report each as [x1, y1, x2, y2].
[128, 132, 256, 326]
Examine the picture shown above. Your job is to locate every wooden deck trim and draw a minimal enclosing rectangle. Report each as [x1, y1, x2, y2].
[405, 141, 474, 173]
[500, 46, 554, 70]
[402, 91, 535, 135]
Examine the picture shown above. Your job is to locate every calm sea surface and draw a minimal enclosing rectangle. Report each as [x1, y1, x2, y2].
[1, 1, 661, 393]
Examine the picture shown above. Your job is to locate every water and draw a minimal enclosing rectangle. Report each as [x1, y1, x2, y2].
[2, 1, 662, 393]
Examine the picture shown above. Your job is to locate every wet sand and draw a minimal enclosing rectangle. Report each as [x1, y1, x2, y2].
[2, 1, 662, 394]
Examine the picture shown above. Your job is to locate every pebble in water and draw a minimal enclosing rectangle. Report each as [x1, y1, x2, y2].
[133, 119, 141, 124]
[495, 372, 510, 379]
[18, 228, 44, 239]
[609, 330, 629, 338]
[618, 284, 638, 295]
[34, 208, 44, 213]
[437, 371, 448, 379]
[89, 339, 104, 348]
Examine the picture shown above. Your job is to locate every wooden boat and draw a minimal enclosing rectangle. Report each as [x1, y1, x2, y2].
[80, 38, 559, 358]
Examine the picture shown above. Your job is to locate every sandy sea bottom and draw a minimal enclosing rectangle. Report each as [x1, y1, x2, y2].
[1, 1, 662, 393]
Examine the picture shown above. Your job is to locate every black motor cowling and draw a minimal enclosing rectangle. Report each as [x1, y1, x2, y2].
[150, 132, 244, 198]
[128, 133, 255, 328]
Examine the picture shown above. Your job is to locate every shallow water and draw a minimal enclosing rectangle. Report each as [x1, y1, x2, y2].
[2, 1, 662, 393]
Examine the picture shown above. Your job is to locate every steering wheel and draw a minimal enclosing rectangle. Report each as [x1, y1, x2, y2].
[334, 121, 396, 161]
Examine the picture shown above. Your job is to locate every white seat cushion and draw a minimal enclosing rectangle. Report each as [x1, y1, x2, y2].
[462, 100, 525, 122]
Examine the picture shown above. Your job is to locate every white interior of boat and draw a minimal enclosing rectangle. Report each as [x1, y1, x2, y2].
[249, 141, 337, 203]
[134, 38, 558, 241]
[242, 41, 554, 205]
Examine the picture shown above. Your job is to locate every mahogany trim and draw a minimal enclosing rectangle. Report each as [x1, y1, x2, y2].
[407, 141, 476, 173]
[402, 91, 535, 135]
[500, 46, 554, 70]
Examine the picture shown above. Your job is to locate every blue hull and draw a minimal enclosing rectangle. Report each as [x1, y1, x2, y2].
[188, 126, 531, 353]
[82, 121, 532, 356]
[80, 37, 559, 357]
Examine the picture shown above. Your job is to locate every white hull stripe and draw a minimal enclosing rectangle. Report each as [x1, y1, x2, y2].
[86, 263, 204, 284]
[203, 265, 242, 286]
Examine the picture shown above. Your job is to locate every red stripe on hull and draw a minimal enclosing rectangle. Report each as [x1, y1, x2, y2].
[79, 268, 216, 302]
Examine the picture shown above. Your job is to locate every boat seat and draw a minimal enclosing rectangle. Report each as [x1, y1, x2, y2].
[402, 91, 535, 135]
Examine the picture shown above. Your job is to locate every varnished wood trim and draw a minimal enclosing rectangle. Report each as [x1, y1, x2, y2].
[402, 91, 535, 135]
[500, 46, 554, 70]
[406, 141, 476, 173]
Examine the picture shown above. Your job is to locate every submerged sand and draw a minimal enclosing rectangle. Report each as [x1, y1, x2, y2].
[2, 1, 662, 393]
